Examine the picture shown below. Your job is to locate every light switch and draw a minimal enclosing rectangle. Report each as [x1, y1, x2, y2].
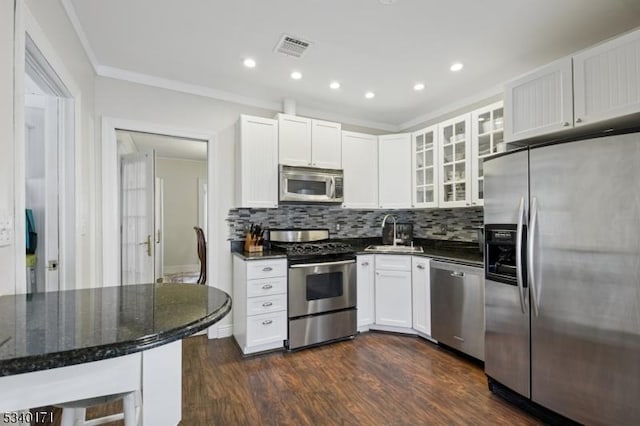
[0, 214, 13, 247]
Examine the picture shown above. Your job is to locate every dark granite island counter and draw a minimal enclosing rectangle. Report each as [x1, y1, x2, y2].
[0, 283, 231, 425]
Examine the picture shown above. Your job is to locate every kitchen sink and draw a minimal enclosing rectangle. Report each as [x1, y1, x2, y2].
[364, 245, 424, 254]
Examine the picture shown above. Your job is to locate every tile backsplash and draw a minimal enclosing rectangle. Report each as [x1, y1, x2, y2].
[227, 206, 483, 242]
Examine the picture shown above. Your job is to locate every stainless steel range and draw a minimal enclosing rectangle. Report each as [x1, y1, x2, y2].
[269, 229, 357, 350]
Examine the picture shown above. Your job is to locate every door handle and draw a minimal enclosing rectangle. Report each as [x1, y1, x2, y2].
[516, 196, 526, 313]
[528, 197, 539, 316]
[138, 235, 152, 257]
[416, 264, 425, 270]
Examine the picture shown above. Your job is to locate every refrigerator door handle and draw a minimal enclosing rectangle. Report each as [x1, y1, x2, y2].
[516, 196, 526, 313]
[528, 196, 539, 316]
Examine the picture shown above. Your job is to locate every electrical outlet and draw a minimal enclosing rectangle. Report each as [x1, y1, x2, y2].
[0, 214, 13, 247]
[335, 223, 340, 231]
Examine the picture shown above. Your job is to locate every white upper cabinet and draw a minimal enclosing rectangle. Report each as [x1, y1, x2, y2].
[311, 119, 342, 169]
[277, 114, 312, 167]
[573, 28, 640, 128]
[439, 114, 472, 208]
[341, 131, 378, 209]
[236, 115, 279, 208]
[471, 101, 504, 206]
[378, 133, 412, 209]
[411, 125, 439, 208]
[505, 57, 573, 143]
[277, 114, 341, 168]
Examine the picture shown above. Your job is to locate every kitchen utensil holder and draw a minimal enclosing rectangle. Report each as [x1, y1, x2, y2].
[244, 232, 263, 253]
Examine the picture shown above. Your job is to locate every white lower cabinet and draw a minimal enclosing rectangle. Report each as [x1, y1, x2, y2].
[374, 255, 412, 329]
[356, 255, 375, 331]
[233, 257, 288, 354]
[411, 257, 431, 336]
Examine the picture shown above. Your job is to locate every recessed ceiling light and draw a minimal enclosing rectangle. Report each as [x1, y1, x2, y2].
[413, 83, 425, 91]
[329, 81, 341, 90]
[379, 0, 398, 4]
[290, 71, 302, 80]
[450, 62, 464, 72]
[243, 58, 256, 68]
[365, 91, 375, 99]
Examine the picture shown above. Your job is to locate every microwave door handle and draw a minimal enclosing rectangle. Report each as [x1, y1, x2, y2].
[329, 176, 336, 199]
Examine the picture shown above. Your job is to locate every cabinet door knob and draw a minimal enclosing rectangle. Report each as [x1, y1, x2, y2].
[562, 121, 570, 127]
[262, 302, 273, 307]
[466, 202, 470, 206]
[262, 320, 273, 325]
[417, 264, 425, 270]
[361, 262, 369, 266]
[262, 267, 273, 272]
[575, 118, 583, 124]
[471, 201, 476, 205]
[262, 284, 273, 290]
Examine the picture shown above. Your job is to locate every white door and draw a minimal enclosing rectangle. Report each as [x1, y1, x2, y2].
[341, 131, 378, 208]
[471, 101, 504, 206]
[439, 114, 472, 208]
[277, 114, 312, 167]
[25, 94, 60, 292]
[375, 270, 412, 328]
[504, 57, 573, 142]
[573, 28, 640, 128]
[154, 177, 164, 281]
[411, 125, 439, 208]
[378, 133, 412, 209]
[311, 119, 341, 168]
[121, 151, 155, 285]
[356, 255, 375, 329]
[411, 257, 431, 336]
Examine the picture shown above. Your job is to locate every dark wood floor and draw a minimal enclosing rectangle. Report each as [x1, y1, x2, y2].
[44, 332, 541, 425]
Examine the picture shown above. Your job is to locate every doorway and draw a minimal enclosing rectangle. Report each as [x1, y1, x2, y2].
[23, 35, 75, 293]
[116, 130, 208, 285]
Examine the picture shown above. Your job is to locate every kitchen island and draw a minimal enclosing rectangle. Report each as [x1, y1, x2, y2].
[0, 283, 231, 425]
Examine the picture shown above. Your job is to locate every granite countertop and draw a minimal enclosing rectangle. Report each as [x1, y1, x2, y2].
[230, 238, 483, 267]
[345, 238, 484, 268]
[0, 283, 231, 377]
[231, 249, 287, 261]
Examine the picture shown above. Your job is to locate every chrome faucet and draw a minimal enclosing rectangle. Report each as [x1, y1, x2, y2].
[381, 214, 398, 246]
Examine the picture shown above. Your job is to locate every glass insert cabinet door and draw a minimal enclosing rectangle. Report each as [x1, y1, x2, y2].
[471, 101, 504, 206]
[439, 114, 471, 207]
[412, 125, 438, 208]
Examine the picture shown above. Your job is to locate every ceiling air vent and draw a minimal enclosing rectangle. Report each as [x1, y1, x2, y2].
[274, 34, 312, 58]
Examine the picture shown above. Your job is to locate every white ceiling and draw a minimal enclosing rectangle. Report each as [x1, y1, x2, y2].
[69, 0, 640, 129]
[116, 130, 207, 161]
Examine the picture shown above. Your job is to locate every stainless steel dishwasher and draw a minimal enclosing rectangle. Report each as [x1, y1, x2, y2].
[430, 261, 485, 361]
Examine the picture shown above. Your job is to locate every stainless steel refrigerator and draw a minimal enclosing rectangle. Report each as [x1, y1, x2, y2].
[483, 130, 640, 425]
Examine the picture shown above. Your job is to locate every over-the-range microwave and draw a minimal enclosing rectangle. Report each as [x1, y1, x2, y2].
[279, 165, 344, 204]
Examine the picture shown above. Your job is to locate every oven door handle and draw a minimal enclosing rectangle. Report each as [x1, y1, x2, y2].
[290, 259, 356, 268]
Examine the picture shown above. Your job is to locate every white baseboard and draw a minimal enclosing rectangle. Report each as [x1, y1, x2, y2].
[164, 264, 199, 274]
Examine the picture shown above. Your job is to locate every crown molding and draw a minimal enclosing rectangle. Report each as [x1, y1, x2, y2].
[399, 84, 504, 131]
[60, 0, 100, 74]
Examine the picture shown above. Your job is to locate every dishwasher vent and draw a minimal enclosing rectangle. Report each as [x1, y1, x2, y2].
[274, 34, 312, 58]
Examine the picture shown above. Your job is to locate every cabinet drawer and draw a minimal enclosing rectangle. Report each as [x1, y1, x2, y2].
[246, 311, 287, 347]
[246, 259, 287, 280]
[375, 254, 411, 272]
[247, 293, 287, 316]
[247, 277, 287, 298]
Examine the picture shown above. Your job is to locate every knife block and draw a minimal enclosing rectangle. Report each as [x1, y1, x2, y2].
[244, 232, 263, 253]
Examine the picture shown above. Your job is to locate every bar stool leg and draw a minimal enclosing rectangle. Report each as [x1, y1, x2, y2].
[123, 393, 136, 426]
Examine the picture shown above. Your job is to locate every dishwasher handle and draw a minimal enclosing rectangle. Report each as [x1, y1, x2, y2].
[450, 271, 465, 277]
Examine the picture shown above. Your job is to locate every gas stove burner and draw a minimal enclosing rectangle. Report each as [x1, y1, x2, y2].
[273, 241, 355, 257]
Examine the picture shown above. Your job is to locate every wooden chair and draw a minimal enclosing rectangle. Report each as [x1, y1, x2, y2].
[193, 227, 206, 284]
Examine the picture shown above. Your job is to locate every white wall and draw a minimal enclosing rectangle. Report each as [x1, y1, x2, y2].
[0, 0, 15, 296]
[95, 77, 385, 333]
[155, 158, 206, 272]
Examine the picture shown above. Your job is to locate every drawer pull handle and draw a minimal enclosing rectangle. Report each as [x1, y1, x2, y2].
[262, 284, 273, 289]
[262, 302, 273, 307]
[416, 264, 425, 270]
[361, 262, 369, 266]
[262, 320, 273, 325]
[262, 267, 273, 272]
[450, 271, 465, 277]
